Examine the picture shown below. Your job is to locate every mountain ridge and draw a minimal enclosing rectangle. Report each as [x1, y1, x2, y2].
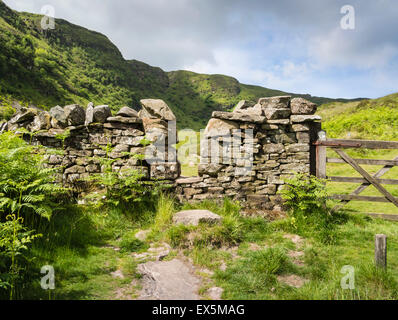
[0, 1, 364, 129]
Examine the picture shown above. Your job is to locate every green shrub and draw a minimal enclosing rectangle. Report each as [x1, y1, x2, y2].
[0, 132, 67, 299]
[84, 142, 169, 213]
[0, 105, 15, 121]
[280, 174, 345, 244]
[0, 214, 41, 299]
[0, 132, 67, 224]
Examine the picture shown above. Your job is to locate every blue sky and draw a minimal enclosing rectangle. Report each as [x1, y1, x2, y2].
[4, 0, 398, 99]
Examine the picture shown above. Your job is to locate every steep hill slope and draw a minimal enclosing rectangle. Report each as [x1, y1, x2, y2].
[317, 93, 398, 140]
[0, 1, 361, 129]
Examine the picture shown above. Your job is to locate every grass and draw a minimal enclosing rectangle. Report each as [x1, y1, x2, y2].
[2, 191, 397, 300]
[163, 199, 398, 300]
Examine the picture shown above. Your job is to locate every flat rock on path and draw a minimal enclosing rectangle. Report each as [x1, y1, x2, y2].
[173, 210, 221, 226]
[137, 258, 201, 300]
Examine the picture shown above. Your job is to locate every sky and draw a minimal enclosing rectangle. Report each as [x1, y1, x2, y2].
[4, 0, 398, 99]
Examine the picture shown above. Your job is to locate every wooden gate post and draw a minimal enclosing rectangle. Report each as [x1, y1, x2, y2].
[375, 234, 387, 269]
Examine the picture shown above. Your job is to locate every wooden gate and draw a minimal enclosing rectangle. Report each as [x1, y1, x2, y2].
[312, 135, 398, 221]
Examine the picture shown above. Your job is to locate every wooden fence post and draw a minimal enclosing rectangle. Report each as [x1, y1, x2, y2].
[375, 234, 387, 269]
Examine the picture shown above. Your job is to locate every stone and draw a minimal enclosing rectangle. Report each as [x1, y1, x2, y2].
[285, 143, 310, 153]
[106, 116, 142, 124]
[117, 106, 138, 118]
[207, 287, 223, 300]
[47, 154, 63, 165]
[267, 119, 290, 125]
[118, 136, 143, 146]
[204, 118, 240, 137]
[234, 101, 262, 115]
[150, 163, 180, 180]
[50, 105, 68, 128]
[8, 107, 37, 125]
[263, 143, 284, 154]
[146, 127, 168, 144]
[175, 177, 204, 184]
[64, 165, 85, 174]
[291, 124, 310, 132]
[173, 210, 221, 226]
[258, 96, 291, 108]
[0, 121, 8, 133]
[29, 111, 51, 131]
[263, 108, 291, 120]
[233, 100, 254, 113]
[291, 115, 321, 123]
[64, 104, 86, 126]
[212, 111, 266, 124]
[290, 98, 317, 115]
[85, 102, 94, 125]
[135, 230, 150, 241]
[140, 99, 176, 121]
[111, 270, 125, 279]
[198, 163, 223, 177]
[297, 132, 310, 143]
[184, 188, 203, 197]
[93, 105, 112, 123]
[137, 259, 200, 300]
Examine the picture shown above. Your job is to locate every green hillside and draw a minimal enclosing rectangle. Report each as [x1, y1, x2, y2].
[0, 1, 361, 130]
[318, 93, 398, 141]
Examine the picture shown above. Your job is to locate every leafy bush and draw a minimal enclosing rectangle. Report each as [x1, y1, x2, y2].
[280, 174, 345, 244]
[0, 132, 68, 223]
[0, 214, 41, 299]
[84, 142, 168, 212]
[0, 132, 67, 299]
[0, 105, 15, 121]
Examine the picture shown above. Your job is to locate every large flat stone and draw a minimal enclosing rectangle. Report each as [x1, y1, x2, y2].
[173, 210, 221, 226]
[106, 116, 143, 124]
[204, 118, 239, 137]
[175, 177, 204, 185]
[137, 259, 200, 300]
[291, 115, 321, 123]
[212, 111, 266, 124]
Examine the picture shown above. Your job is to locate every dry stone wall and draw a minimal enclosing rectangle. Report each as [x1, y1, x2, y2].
[175, 96, 321, 212]
[2, 100, 180, 189]
[2, 95, 322, 212]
